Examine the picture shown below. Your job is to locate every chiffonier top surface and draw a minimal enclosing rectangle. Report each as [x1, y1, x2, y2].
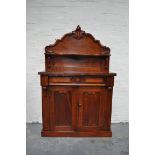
[45, 25, 110, 56]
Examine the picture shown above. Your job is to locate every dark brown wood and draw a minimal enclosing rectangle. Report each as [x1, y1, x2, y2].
[38, 25, 116, 137]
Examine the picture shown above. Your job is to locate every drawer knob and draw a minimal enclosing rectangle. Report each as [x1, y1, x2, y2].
[76, 78, 81, 82]
[71, 77, 81, 82]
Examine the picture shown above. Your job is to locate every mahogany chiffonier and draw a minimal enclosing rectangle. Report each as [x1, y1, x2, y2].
[38, 26, 116, 137]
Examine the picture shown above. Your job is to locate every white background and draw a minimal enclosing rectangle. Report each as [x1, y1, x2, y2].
[27, 0, 129, 123]
[0, 0, 155, 155]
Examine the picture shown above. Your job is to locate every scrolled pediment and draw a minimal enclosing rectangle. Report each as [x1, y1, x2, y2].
[45, 25, 110, 55]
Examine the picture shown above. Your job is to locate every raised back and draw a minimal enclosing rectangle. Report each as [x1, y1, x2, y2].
[45, 25, 110, 56]
[45, 26, 111, 73]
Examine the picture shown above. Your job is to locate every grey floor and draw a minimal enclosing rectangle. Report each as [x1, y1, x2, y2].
[26, 123, 129, 155]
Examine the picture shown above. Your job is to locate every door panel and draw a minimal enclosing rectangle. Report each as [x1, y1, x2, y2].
[54, 91, 72, 126]
[49, 86, 77, 131]
[82, 92, 100, 126]
[78, 87, 106, 131]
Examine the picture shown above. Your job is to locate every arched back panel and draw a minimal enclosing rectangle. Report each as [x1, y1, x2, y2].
[45, 25, 110, 56]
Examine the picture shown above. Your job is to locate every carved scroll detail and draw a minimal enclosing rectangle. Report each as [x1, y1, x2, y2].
[72, 25, 85, 39]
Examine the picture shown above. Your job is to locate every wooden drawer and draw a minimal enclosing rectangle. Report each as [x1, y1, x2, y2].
[49, 77, 73, 83]
[80, 77, 105, 83]
[49, 77, 107, 84]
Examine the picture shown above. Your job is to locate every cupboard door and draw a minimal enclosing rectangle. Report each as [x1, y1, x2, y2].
[49, 86, 77, 131]
[78, 87, 106, 131]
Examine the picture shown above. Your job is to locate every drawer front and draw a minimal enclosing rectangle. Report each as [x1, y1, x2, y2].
[49, 77, 73, 83]
[80, 77, 105, 83]
[49, 77, 107, 84]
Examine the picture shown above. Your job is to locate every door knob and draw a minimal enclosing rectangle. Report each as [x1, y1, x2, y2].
[78, 103, 82, 107]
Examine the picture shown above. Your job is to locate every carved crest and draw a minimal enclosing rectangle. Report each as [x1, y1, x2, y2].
[45, 25, 110, 55]
[72, 25, 85, 39]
